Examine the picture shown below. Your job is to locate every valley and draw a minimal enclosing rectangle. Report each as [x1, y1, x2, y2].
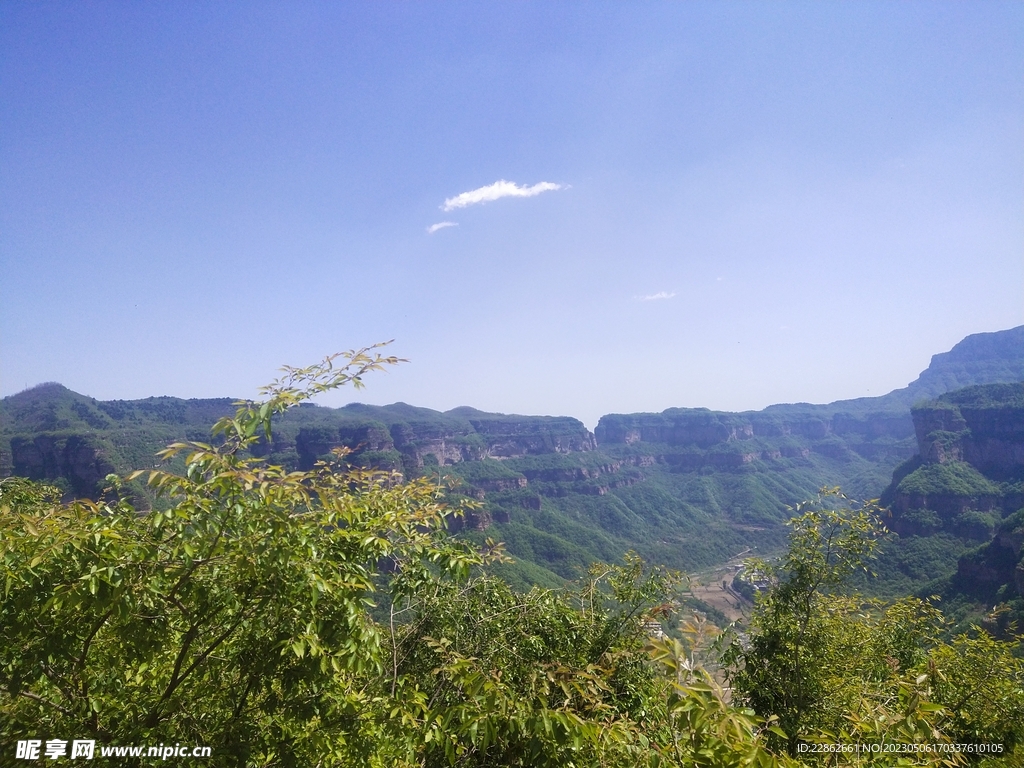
[3, 325, 1023, 607]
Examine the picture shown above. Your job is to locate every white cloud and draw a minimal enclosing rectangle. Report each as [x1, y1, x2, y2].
[427, 221, 458, 234]
[637, 291, 677, 301]
[442, 180, 563, 211]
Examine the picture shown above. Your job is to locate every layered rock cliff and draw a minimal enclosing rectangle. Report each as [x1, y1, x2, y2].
[9, 433, 116, 498]
[884, 383, 1024, 532]
[594, 407, 915, 472]
[278, 404, 596, 472]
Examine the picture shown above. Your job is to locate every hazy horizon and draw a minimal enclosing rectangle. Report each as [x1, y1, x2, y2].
[3, 3, 1022, 430]
[7, 323, 1022, 433]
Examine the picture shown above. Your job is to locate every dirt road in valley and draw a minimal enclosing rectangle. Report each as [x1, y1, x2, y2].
[687, 550, 752, 625]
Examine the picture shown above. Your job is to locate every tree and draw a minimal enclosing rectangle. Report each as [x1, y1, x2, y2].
[0, 347, 489, 766]
[927, 629, 1024, 761]
[2, 348, 795, 768]
[384, 561, 673, 767]
[726, 488, 1024, 767]
[376, 537, 797, 768]
[726, 489, 889, 747]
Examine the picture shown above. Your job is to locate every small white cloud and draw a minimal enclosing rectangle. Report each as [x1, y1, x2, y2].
[427, 221, 458, 234]
[638, 291, 676, 301]
[442, 180, 563, 211]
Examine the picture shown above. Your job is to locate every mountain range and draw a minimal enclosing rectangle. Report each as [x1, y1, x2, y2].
[3, 325, 1023, 593]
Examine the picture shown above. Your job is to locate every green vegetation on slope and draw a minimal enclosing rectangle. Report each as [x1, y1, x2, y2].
[728, 491, 1024, 764]
[5, 361, 1024, 767]
[896, 461, 1001, 497]
[3, 327, 1023, 593]
[859, 382, 1024, 639]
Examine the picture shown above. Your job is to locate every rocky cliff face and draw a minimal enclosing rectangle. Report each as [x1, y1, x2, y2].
[911, 387, 1024, 479]
[594, 407, 915, 473]
[10, 433, 116, 499]
[290, 410, 596, 472]
[868, 382, 1024, 622]
[955, 511, 1024, 595]
[466, 416, 597, 457]
[885, 383, 1024, 537]
[596, 408, 915, 445]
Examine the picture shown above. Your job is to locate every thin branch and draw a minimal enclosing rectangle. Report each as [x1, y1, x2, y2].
[19, 690, 76, 717]
[145, 622, 200, 728]
[78, 607, 115, 697]
[38, 663, 78, 706]
[146, 594, 270, 728]
[390, 601, 399, 697]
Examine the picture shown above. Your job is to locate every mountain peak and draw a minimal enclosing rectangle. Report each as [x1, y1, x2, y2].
[905, 325, 1024, 401]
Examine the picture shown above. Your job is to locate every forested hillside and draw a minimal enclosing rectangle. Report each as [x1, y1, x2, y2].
[856, 382, 1024, 634]
[2, 326, 1023, 587]
[4, 352, 1022, 767]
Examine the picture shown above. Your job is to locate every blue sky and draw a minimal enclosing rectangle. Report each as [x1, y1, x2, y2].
[2, 2, 1022, 428]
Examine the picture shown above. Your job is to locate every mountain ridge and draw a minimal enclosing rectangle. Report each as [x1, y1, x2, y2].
[3, 325, 1023, 587]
